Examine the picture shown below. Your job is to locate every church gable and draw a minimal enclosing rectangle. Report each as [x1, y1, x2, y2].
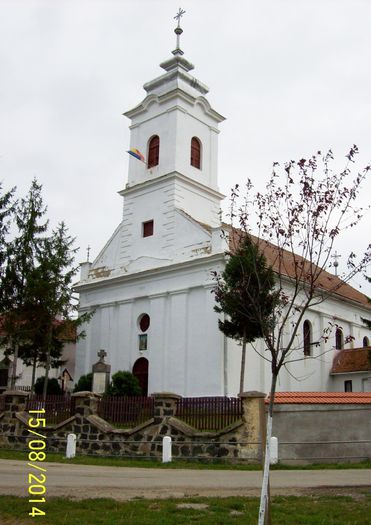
[89, 222, 124, 277]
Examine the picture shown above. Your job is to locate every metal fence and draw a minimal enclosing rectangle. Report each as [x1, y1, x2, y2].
[176, 396, 243, 431]
[97, 396, 155, 427]
[25, 394, 75, 425]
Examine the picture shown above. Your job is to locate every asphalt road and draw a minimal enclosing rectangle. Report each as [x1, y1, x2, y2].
[0, 459, 370, 500]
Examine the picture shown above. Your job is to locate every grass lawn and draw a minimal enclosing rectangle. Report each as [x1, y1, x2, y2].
[0, 494, 370, 525]
[1, 448, 370, 471]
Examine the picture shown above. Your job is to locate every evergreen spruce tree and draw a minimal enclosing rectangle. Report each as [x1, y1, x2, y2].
[0, 183, 16, 275]
[0, 179, 48, 389]
[213, 236, 278, 393]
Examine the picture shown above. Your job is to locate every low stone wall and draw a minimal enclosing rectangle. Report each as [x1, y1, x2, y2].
[272, 403, 371, 464]
[0, 391, 266, 462]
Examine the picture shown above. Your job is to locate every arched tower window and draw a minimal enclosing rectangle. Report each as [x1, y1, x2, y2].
[303, 320, 312, 356]
[335, 327, 344, 350]
[147, 135, 159, 168]
[190, 137, 201, 169]
[363, 336, 370, 347]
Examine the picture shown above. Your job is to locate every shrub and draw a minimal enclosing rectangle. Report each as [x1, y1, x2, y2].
[106, 371, 142, 396]
[73, 372, 93, 393]
[34, 377, 62, 395]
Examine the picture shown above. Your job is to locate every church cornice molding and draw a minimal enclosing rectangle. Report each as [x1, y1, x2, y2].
[124, 88, 225, 124]
[128, 103, 220, 134]
[143, 68, 209, 97]
[74, 252, 226, 294]
[119, 171, 225, 201]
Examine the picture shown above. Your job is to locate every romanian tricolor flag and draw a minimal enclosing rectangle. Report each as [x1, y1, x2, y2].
[127, 148, 145, 163]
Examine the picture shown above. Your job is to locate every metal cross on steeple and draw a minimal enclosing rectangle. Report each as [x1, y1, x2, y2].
[331, 250, 341, 276]
[173, 7, 186, 55]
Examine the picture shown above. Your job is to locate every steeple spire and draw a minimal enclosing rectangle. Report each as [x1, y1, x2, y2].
[173, 8, 186, 56]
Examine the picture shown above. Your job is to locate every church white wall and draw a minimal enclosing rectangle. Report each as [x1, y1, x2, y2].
[88, 180, 222, 276]
[218, 287, 371, 396]
[76, 255, 226, 396]
[173, 177, 222, 228]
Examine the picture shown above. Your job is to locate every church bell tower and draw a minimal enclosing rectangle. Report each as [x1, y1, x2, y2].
[92, 10, 226, 274]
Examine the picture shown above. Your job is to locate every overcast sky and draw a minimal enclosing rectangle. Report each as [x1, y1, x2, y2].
[1, 0, 370, 293]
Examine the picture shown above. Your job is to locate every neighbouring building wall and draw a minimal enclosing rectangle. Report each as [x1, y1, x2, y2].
[331, 373, 371, 392]
[272, 402, 371, 463]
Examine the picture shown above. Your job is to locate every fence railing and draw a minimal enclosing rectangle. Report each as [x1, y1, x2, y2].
[97, 396, 155, 427]
[176, 396, 243, 431]
[25, 395, 75, 425]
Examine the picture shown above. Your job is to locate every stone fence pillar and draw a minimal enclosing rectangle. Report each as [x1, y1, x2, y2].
[152, 392, 181, 424]
[0, 391, 30, 447]
[239, 391, 266, 462]
[71, 391, 101, 418]
[2, 390, 29, 417]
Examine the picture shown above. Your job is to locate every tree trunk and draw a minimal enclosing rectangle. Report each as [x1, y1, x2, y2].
[42, 326, 53, 401]
[31, 354, 37, 393]
[239, 335, 247, 394]
[258, 371, 277, 525]
[9, 339, 19, 390]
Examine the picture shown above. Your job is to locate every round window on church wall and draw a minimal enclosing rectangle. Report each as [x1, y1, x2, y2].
[138, 314, 150, 332]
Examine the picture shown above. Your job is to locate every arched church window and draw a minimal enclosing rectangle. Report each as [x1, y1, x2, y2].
[303, 320, 312, 356]
[363, 336, 370, 347]
[147, 135, 160, 168]
[335, 327, 344, 350]
[190, 137, 201, 169]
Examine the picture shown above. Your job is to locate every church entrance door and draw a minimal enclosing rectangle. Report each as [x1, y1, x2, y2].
[132, 357, 148, 396]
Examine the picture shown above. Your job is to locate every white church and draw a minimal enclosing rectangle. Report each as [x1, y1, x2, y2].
[75, 17, 371, 396]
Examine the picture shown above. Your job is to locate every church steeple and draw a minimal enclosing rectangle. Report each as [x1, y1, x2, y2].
[117, 9, 225, 271]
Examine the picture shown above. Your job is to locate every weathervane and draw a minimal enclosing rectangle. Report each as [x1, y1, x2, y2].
[86, 245, 91, 262]
[173, 7, 186, 55]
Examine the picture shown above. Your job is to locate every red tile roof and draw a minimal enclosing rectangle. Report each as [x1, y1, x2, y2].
[268, 392, 371, 404]
[331, 347, 371, 374]
[0, 316, 76, 341]
[226, 226, 371, 311]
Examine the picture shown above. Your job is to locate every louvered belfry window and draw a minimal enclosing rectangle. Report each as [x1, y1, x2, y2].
[147, 135, 160, 168]
[190, 137, 201, 169]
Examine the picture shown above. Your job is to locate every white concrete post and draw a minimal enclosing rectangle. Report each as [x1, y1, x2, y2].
[162, 436, 172, 463]
[270, 436, 278, 465]
[66, 433, 77, 459]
